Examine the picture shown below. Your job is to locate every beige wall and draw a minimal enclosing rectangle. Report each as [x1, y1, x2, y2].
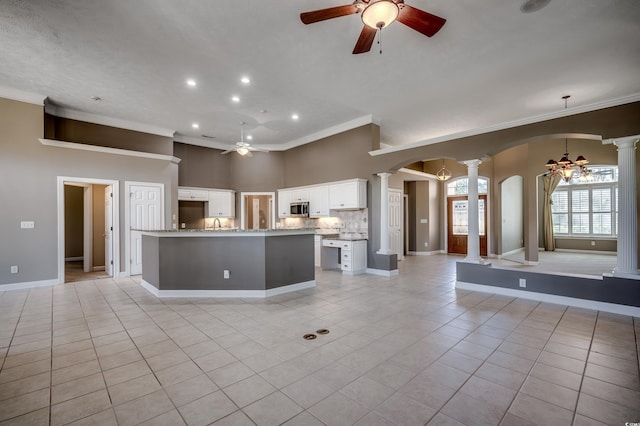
[0, 98, 178, 285]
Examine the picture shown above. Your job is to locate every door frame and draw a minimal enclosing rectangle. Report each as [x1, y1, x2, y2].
[240, 192, 276, 230]
[57, 176, 120, 284]
[444, 176, 491, 256]
[125, 181, 165, 277]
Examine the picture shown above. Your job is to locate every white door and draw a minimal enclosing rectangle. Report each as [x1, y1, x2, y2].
[130, 184, 162, 275]
[389, 188, 404, 261]
[105, 186, 113, 276]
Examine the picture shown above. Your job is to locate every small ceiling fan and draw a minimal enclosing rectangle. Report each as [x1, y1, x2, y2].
[300, 0, 446, 54]
[221, 122, 268, 156]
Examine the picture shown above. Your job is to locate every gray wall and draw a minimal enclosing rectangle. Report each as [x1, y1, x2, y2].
[0, 98, 178, 285]
[500, 175, 524, 254]
[64, 185, 83, 258]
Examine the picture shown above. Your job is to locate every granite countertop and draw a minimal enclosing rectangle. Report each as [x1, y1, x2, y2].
[138, 228, 316, 236]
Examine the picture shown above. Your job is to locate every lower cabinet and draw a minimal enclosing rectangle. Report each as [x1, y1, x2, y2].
[322, 239, 367, 275]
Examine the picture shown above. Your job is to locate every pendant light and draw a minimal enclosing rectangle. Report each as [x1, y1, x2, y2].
[436, 159, 452, 181]
[544, 96, 589, 182]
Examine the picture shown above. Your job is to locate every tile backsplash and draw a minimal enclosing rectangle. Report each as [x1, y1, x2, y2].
[277, 209, 368, 238]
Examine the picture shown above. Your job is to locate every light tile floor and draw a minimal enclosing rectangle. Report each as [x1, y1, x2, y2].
[1, 255, 639, 425]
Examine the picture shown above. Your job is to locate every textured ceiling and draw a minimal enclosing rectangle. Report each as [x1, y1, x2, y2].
[1, 0, 639, 152]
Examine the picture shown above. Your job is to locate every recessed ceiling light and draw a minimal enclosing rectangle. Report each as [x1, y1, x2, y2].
[231, 95, 240, 103]
[192, 123, 199, 129]
[291, 114, 299, 120]
[246, 135, 253, 140]
[240, 76, 251, 85]
[186, 79, 196, 87]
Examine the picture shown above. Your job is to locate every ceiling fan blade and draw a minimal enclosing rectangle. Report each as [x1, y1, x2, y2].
[353, 25, 377, 54]
[220, 149, 234, 155]
[300, 4, 359, 24]
[248, 146, 269, 153]
[397, 4, 446, 37]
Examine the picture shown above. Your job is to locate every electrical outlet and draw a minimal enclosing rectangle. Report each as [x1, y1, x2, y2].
[424, 242, 428, 247]
[11, 265, 18, 274]
[519, 278, 526, 288]
[591, 241, 596, 246]
[223, 270, 230, 279]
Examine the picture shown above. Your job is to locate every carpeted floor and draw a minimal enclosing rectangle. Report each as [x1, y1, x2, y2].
[494, 250, 617, 277]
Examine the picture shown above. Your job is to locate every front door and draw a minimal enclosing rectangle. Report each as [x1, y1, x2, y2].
[129, 184, 162, 275]
[447, 195, 487, 256]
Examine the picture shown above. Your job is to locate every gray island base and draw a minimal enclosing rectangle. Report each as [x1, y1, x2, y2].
[140, 230, 315, 298]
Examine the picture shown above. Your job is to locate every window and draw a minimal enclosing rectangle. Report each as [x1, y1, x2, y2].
[552, 166, 618, 237]
[447, 178, 488, 196]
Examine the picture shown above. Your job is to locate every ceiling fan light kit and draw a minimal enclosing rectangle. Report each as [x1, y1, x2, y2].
[361, 0, 399, 29]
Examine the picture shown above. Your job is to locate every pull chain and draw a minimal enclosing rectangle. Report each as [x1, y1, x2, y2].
[377, 27, 383, 54]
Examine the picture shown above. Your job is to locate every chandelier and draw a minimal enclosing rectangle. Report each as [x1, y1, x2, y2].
[436, 159, 452, 181]
[544, 96, 590, 182]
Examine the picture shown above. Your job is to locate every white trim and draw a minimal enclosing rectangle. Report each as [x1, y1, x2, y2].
[40, 139, 181, 164]
[140, 279, 316, 298]
[397, 167, 437, 180]
[366, 268, 399, 277]
[368, 93, 640, 157]
[239, 192, 276, 230]
[58, 177, 120, 284]
[125, 181, 166, 277]
[408, 250, 445, 256]
[44, 105, 175, 137]
[498, 247, 524, 258]
[65, 257, 83, 262]
[83, 186, 93, 273]
[455, 281, 640, 317]
[0, 86, 47, 105]
[0, 279, 60, 292]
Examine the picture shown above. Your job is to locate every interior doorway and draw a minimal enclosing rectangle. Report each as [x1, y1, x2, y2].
[58, 177, 119, 284]
[241, 192, 275, 230]
[447, 195, 488, 256]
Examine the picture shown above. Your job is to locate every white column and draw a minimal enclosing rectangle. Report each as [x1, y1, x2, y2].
[377, 172, 392, 255]
[463, 159, 482, 263]
[613, 136, 639, 277]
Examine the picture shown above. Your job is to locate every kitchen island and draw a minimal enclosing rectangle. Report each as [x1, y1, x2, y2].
[140, 229, 315, 297]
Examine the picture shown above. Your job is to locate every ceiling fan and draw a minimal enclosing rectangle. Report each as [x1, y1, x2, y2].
[300, 0, 446, 54]
[221, 123, 268, 156]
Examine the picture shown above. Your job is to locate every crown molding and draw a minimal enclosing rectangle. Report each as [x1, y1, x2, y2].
[369, 93, 640, 157]
[44, 105, 175, 138]
[0, 86, 47, 105]
[398, 167, 437, 180]
[272, 115, 376, 151]
[39, 138, 181, 164]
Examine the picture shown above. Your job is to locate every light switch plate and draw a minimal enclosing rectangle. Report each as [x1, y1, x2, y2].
[420, 219, 428, 224]
[20, 221, 35, 229]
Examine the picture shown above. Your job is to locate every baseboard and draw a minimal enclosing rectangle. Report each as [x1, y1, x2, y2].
[0, 278, 60, 292]
[555, 248, 616, 255]
[65, 257, 83, 262]
[407, 250, 444, 256]
[455, 281, 640, 317]
[366, 268, 399, 277]
[140, 279, 316, 298]
[497, 247, 524, 259]
[92, 266, 106, 272]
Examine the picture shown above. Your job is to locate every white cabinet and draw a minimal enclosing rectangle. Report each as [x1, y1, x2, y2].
[308, 185, 330, 218]
[277, 189, 292, 218]
[322, 239, 367, 275]
[178, 187, 209, 201]
[329, 179, 367, 210]
[314, 235, 322, 267]
[339, 240, 367, 275]
[289, 189, 309, 203]
[206, 190, 235, 218]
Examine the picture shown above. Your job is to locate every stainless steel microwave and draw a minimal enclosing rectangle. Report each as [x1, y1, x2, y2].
[290, 201, 309, 217]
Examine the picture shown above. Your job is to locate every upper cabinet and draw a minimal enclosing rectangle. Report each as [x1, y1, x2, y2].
[277, 178, 367, 218]
[329, 179, 367, 210]
[178, 188, 209, 201]
[206, 190, 235, 218]
[309, 186, 330, 217]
